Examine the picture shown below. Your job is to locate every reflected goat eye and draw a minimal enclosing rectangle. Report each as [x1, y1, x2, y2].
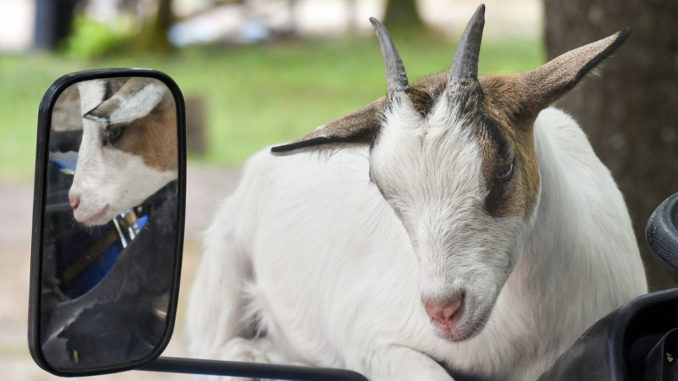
[496, 160, 514, 182]
[102, 124, 127, 146]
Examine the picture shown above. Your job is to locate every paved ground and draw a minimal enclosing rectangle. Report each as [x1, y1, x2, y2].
[0, 164, 242, 380]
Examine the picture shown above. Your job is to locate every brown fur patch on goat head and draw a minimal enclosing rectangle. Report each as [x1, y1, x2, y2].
[118, 93, 178, 172]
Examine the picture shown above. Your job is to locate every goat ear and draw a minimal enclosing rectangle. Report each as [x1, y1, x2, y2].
[271, 97, 385, 153]
[84, 78, 167, 125]
[518, 28, 630, 117]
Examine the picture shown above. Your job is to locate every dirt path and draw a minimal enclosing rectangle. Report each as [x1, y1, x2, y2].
[0, 164, 242, 380]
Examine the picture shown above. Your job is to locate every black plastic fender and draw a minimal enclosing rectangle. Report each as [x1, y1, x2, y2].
[646, 193, 678, 280]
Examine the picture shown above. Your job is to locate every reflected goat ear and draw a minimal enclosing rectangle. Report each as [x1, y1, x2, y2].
[518, 28, 631, 117]
[84, 78, 168, 125]
[271, 97, 385, 153]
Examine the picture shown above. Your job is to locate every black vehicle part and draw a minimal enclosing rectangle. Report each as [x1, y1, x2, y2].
[538, 289, 678, 381]
[140, 357, 369, 381]
[540, 192, 678, 380]
[643, 327, 678, 380]
[646, 192, 678, 280]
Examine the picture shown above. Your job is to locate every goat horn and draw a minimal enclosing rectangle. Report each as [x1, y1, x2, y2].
[448, 4, 485, 86]
[370, 17, 410, 94]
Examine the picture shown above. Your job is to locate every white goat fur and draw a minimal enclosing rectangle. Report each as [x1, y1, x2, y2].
[187, 105, 647, 380]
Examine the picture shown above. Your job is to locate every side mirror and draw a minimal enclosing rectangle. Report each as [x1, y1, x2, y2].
[28, 69, 186, 376]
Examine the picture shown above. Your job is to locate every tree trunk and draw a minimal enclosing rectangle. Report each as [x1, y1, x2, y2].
[137, 0, 174, 53]
[383, 0, 424, 31]
[544, 0, 678, 291]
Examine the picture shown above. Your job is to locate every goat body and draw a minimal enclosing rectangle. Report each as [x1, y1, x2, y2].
[188, 108, 646, 380]
[188, 7, 646, 380]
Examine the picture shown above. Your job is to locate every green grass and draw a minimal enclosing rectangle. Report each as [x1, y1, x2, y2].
[0, 35, 543, 180]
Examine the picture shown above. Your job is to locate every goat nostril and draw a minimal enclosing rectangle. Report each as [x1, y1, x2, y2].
[70, 196, 80, 210]
[424, 295, 465, 323]
[442, 299, 462, 320]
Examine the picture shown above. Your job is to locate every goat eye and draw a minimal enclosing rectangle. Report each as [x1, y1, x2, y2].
[496, 161, 514, 182]
[102, 124, 126, 146]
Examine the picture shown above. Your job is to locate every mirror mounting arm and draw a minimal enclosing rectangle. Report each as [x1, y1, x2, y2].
[139, 356, 369, 381]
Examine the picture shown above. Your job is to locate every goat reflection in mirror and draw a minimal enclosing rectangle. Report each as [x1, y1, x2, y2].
[70, 77, 178, 226]
[40, 76, 179, 370]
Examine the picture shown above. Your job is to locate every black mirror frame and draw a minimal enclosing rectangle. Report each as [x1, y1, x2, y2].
[28, 68, 187, 377]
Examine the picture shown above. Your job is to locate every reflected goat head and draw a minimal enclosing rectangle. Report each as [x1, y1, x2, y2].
[272, 5, 630, 341]
[68, 77, 178, 226]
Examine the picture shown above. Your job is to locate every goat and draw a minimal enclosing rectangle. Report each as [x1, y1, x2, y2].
[187, 6, 647, 380]
[68, 77, 178, 226]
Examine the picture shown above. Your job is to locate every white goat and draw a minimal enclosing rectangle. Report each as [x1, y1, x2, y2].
[187, 7, 647, 381]
[68, 77, 178, 226]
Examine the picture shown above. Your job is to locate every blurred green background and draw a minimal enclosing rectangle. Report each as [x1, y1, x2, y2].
[0, 0, 543, 180]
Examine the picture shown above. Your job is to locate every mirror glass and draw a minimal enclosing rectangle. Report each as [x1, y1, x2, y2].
[38, 75, 180, 371]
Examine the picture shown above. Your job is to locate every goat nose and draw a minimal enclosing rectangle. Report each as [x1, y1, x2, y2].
[424, 295, 464, 326]
[69, 195, 80, 210]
